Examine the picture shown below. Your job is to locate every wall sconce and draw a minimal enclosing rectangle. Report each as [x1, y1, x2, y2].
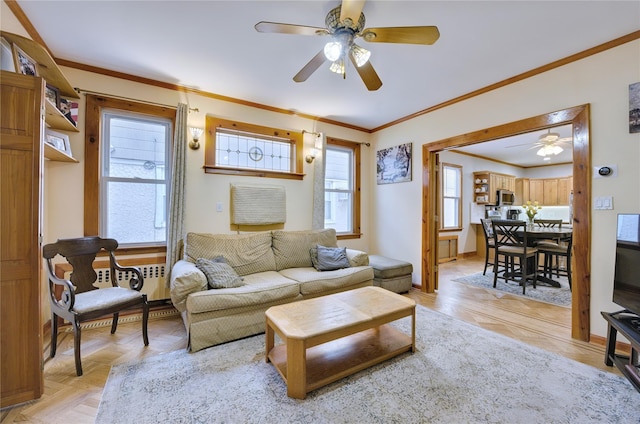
[304, 131, 323, 163]
[189, 127, 203, 150]
[305, 148, 318, 163]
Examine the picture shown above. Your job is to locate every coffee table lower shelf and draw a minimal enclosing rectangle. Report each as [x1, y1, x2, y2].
[267, 324, 412, 396]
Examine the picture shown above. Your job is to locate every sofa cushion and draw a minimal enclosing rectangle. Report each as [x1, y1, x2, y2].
[272, 229, 338, 270]
[310, 245, 351, 271]
[185, 232, 276, 276]
[186, 271, 300, 314]
[346, 249, 369, 267]
[195, 258, 245, 289]
[279, 266, 374, 296]
[170, 260, 208, 313]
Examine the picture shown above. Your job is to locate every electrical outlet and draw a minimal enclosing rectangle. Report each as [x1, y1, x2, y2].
[216, 202, 223, 212]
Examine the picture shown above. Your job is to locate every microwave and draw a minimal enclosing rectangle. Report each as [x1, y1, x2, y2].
[497, 189, 515, 206]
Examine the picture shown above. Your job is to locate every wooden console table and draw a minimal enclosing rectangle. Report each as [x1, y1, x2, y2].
[601, 310, 640, 392]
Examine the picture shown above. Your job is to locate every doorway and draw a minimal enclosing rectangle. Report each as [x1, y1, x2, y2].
[421, 105, 591, 341]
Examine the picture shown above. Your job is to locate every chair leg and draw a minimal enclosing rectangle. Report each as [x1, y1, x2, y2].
[493, 254, 499, 288]
[72, 319, 83, 376]
[111, 312, 119, 334]
[483, 247, 490, 275]
[50, 312, 58, 358]
[142, 298, 149, 346]
[566, 254, 572, 290]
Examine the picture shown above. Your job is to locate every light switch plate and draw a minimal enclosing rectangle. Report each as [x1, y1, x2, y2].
[594, 196, 613, 210]
[216, 202, 223, 212]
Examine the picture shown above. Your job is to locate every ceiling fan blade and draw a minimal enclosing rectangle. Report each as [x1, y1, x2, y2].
[255, 21, 327, 36]
[340, 0, 366, 24]
[349, 54, 382, 91]
[362, 26, 440, 45]
[293, 50, 327, 83]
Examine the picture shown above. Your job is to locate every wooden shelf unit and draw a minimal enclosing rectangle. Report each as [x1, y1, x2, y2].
[473, 171, 515, 204]
[2, 31, 79, 162]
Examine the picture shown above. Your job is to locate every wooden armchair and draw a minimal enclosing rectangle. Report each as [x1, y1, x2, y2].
[43, 237, 149, 376]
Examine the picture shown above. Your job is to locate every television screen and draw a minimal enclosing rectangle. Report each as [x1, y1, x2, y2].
[613, 214, 640, 316]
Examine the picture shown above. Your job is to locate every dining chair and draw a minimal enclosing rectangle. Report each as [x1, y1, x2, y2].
[480, 218, 496, 275]
[537, 234, 573, 290]
[43, 237, 149, 376]
[491, 219, 538, 294]
[533, 219, 570, 288]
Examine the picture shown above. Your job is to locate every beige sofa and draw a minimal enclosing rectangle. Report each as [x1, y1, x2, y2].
[170, 229, 374, 352]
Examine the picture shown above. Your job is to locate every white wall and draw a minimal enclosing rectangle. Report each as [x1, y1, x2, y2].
[370, 40, 640, 338]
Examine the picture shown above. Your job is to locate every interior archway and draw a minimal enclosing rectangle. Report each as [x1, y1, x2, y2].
[421, 105, 591, 341]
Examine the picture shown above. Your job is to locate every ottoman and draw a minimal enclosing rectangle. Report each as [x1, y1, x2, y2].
[368, 255, 413, 294]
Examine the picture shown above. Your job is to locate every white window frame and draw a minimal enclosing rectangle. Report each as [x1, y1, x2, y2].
[100, 109, 172, 247]
[440, 163, 462, 231]
[325, 138, 361, 238]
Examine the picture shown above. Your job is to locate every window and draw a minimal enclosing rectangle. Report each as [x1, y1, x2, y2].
[204, 117, 304, 180]
[325, 138, 361, 238]
[85, 95, 176, 251]
[440, 163, 462, 230]
[101, 111, 171, 245]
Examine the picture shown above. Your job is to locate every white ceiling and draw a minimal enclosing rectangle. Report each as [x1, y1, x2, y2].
[14, 1, 640, 165]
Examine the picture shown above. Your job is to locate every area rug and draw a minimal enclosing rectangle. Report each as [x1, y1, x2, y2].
[452, 271, 572, 307]
[96, 305, 637, 424]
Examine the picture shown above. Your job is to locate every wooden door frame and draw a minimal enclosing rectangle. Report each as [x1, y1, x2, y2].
[421, 105, 591, 341]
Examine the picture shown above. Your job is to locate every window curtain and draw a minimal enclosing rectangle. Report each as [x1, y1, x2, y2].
[165, 103, 188, 286]
[311, 133, 326, 230]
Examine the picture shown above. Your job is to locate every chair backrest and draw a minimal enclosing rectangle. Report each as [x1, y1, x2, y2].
[491, 219, 529, 249]
[534, 219, 562, 228]
[43, 237, 119, 294]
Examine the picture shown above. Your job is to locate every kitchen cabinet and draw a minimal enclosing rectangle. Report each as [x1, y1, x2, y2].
[517, 177, 572, 206]
[473, 171, 515, 204]
[543, 179, 559, 205]
[515, 178, 530, 205]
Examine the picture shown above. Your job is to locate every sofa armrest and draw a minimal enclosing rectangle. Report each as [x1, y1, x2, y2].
[346, 249, 369, 267]
[170, 260, 208, 313]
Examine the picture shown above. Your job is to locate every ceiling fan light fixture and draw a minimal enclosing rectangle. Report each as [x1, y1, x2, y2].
[536, 144, 563, 157]
[323, 41, 342, 61]
[351, 44, 371, 67]
[329, 59, 345, 75]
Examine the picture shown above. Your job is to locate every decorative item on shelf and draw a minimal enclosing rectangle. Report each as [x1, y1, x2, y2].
[58, 98, 77, 127]
[12, 43, 37, 76]
[44, 84, 59, 107]
[45, 128, 72, 157]
[0, 37, 15, 72]
[523, 200, 541, 229]
[189, 127, 203, 150]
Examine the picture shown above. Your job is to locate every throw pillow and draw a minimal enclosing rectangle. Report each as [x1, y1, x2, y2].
[195, 258, 244, 289]
[310, 245, 351, 271]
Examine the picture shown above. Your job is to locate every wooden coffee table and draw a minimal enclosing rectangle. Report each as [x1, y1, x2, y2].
[265, 286, 416, 399]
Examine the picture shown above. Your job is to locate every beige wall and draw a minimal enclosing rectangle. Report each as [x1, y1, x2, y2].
[4, 3, 639, 338]
[370, 40, 640, 337]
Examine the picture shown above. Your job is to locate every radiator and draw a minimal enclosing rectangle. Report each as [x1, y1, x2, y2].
[62, 263, 170, 302]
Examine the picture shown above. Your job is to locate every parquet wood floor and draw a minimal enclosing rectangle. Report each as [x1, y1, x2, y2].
[0, 256, 621, 423]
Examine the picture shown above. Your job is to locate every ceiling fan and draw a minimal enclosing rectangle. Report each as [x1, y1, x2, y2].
[254, 0, 440, 91]
[507, 129, 573, 157]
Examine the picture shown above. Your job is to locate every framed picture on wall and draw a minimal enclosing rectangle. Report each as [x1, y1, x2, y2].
[45, 128, 72, 156]
[630, 82, 640, 134]
[376, 142, 412, 185]
[12, 44, 38, 76]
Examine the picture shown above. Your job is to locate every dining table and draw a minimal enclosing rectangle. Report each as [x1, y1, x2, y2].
[515, 225, 573, 287]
